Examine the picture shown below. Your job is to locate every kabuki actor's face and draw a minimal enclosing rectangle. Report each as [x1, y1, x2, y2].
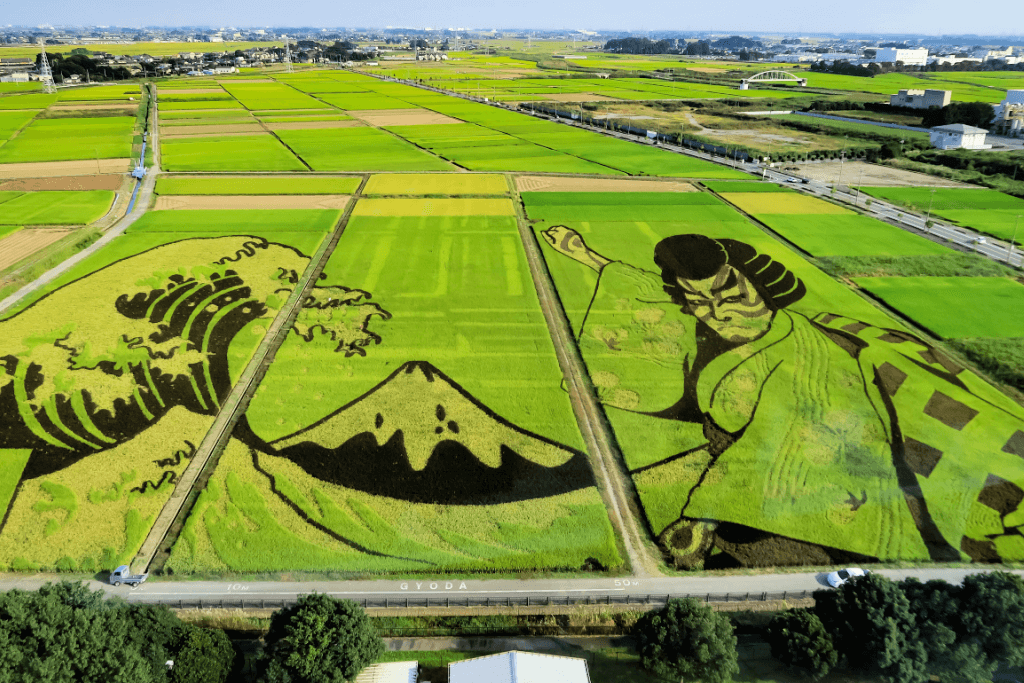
[675, 265, 774, 343]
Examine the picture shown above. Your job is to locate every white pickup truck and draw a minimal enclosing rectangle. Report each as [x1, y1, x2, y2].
[109, 565, 148, 587]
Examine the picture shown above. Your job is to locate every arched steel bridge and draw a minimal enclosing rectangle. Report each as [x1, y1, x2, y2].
[739, 70, 808, 89]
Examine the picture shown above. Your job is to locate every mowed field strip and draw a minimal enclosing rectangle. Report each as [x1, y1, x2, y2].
[155, 176, 363, 195]
[152, 195, 351, 210]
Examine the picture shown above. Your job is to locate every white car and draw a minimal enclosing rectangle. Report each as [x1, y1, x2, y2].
[826, 567, 868, 587]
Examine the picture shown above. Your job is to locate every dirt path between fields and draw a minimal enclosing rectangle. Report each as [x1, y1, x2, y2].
[153, 194, 351, 210]
[516, 175, 696, 193]
[510, 176, 661, 579]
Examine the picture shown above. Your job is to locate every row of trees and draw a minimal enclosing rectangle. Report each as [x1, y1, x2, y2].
[0, 582, 234, 682]
[603, 37, 677, 55]
[767, 572, 1024, 682]
[635, 572, 1024, 683]
[34, 52, 134, 81]
[920, 101, 998, 129]
[0, 583, 384, 683]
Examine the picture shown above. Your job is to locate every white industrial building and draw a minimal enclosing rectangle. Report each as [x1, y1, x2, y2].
[890, 88, 951, 109]
[449, 651, 590, 683]
[873, 47, 929, 66]
[930, 123, 991, 150]
[993, 90, 1024, 137]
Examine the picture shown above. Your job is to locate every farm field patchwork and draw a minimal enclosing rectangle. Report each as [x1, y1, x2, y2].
[155, 176, 362, 195]
[0, 213, 336, 571]
[167, 202, 620, 574]
[220, 82, 330, 110]
[160, 134, 306, 172]
[853, 276, 1024, 339]
[756, 214, 952, 257]
[528, 191, 1024, 568]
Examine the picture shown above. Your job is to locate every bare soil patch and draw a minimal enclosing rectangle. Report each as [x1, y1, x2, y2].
[0, 159, 131, 179]
[791, 161, 973, 188]
[0, 228, 73, 270]
[0, 174, 124, 191]
[265, 120, 364, 130]
[516, 176, 698, 193]
[687, 67, 727, 74]
[49, 102, 139, 110]
[153, 195, 351, 210]
[545, 93, 617, 102]
[355, 109, 462, 126]
[161, 124, 266, 137]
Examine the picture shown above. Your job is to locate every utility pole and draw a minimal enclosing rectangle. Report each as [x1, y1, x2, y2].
[1009, 214, 1021, 265]
[926, 188, 936, 230]
[284, 36, 292, 73]
[38, 38, 56, 94]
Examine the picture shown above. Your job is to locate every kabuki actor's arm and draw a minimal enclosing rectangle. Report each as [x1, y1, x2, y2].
[541, 226, 612, 273]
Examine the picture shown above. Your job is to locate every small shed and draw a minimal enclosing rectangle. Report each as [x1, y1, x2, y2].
[449, 651, 590, 683]
[929, 123, 991, 150]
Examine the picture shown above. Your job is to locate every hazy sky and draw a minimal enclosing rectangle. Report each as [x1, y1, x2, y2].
[8, 0, 1024, 36]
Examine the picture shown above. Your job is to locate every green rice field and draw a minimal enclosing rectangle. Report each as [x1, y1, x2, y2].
[166, 202, 620, 574]
[0, 222, 334, 571]
[363, 173, 508, 195]
[0, 191, 115, 225]
[3, 67, 1024, 576]
[0, 117, 135, 163]
[854, 276, 1024, 339]
[757, 214, 952, 257]
[127, 209, 342, 234]
[275, 127, 454, 172]
[529, 189, 1024, 568]
[160, 134, 306, 171]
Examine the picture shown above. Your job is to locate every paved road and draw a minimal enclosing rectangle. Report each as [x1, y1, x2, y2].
[1, 567, 1021, 606]
[760, 168, 1023, 267]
